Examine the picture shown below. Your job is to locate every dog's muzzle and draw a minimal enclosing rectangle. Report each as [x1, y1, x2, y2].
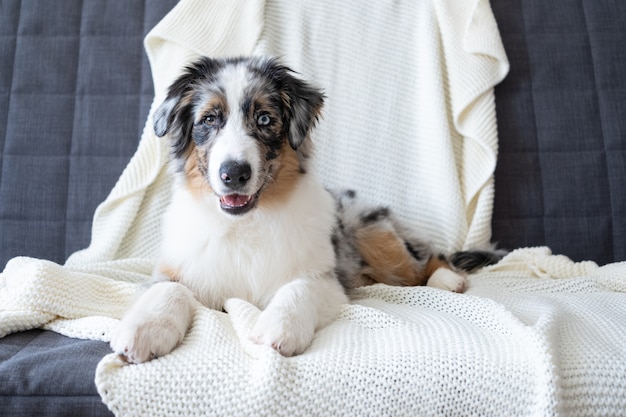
[218, 160, 258, 215]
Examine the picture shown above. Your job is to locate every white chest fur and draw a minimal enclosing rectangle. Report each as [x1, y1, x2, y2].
[158, 174, 337, 310]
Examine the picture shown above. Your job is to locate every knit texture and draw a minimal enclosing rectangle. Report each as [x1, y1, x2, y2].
[94, 247, 626, 417]
[1, 0, 625, 415]
[256, 0, 508, 251]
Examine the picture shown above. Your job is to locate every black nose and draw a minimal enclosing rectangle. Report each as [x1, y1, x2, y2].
[219, 160, 252, 190]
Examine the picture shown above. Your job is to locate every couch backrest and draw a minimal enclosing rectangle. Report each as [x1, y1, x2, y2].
[0, 0, 178, 268]
[1, 0, 624, 268]
[491, 0, 626, 265]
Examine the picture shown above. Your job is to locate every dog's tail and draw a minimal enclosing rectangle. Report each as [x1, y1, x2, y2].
[449, 249, 507, 273]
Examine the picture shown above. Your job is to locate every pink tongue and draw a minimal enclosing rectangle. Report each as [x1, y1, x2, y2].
[222, 194, 251, 208]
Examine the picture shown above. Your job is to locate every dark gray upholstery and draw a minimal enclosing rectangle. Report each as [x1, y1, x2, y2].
[0, 1, 177, 416]
[1, 0, 625, 416]
[491, 0, 626, 265]
[0, 0, 177, 268]
[0, 330, 113, 416]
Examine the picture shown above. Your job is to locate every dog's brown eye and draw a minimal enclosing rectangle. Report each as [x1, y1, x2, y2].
[257, 114, 271, 126]
[204, 114, 218, 126]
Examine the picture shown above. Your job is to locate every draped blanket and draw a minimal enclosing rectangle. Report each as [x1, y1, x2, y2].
[1, 0, 625, 415]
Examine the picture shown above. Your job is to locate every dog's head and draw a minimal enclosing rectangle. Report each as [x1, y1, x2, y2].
[153, 57, 324, 216]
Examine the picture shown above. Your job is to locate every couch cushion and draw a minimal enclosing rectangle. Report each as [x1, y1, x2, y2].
[0, 330, 113, 416]
[491, 0, 626, 265]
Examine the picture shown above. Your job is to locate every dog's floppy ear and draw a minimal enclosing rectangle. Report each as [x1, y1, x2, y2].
[288, 81, 324, 150]
[262, 59, 325, 151]
[153, 76, 195, 159]
[153, 57, 222, 158]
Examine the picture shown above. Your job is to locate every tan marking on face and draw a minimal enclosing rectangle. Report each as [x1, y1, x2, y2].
[183, 143, 213, 200]
[257, 142, 302, 208]
[197, 94, 228, 123]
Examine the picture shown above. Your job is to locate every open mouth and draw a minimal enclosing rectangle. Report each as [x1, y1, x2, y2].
[219, 193, 258, 215]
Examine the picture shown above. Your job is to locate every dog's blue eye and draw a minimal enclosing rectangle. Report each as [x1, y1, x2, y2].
[257, 114, 271, 126]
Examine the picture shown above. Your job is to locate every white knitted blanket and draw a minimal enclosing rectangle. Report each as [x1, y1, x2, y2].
[1, 0, 625, 415]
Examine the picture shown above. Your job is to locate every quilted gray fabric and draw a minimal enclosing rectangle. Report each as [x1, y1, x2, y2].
[0, 2, 177, 416]
[0, 329, 113, 416]
[0, 0, 177, 268]
[491, 0, 626, 265]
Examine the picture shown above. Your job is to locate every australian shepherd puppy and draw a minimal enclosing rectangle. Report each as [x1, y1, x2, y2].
[111, 57, 501, 363]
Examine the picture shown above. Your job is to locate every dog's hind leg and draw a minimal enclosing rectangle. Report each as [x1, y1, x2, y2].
[249, 273, 348, 356]
[110, 281, 197, 364]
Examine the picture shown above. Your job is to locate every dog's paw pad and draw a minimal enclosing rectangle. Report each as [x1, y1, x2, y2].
[427, 268, 466, 293]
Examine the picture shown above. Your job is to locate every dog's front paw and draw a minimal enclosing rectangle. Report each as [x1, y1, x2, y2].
[110, 282, 196, 364]
[426, 268, 466, 293]
[111, 316, 185, 364]
[249, 310, 314, 357]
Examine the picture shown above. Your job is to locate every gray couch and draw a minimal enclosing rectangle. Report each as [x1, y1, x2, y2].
[1, 1, 624, 415]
